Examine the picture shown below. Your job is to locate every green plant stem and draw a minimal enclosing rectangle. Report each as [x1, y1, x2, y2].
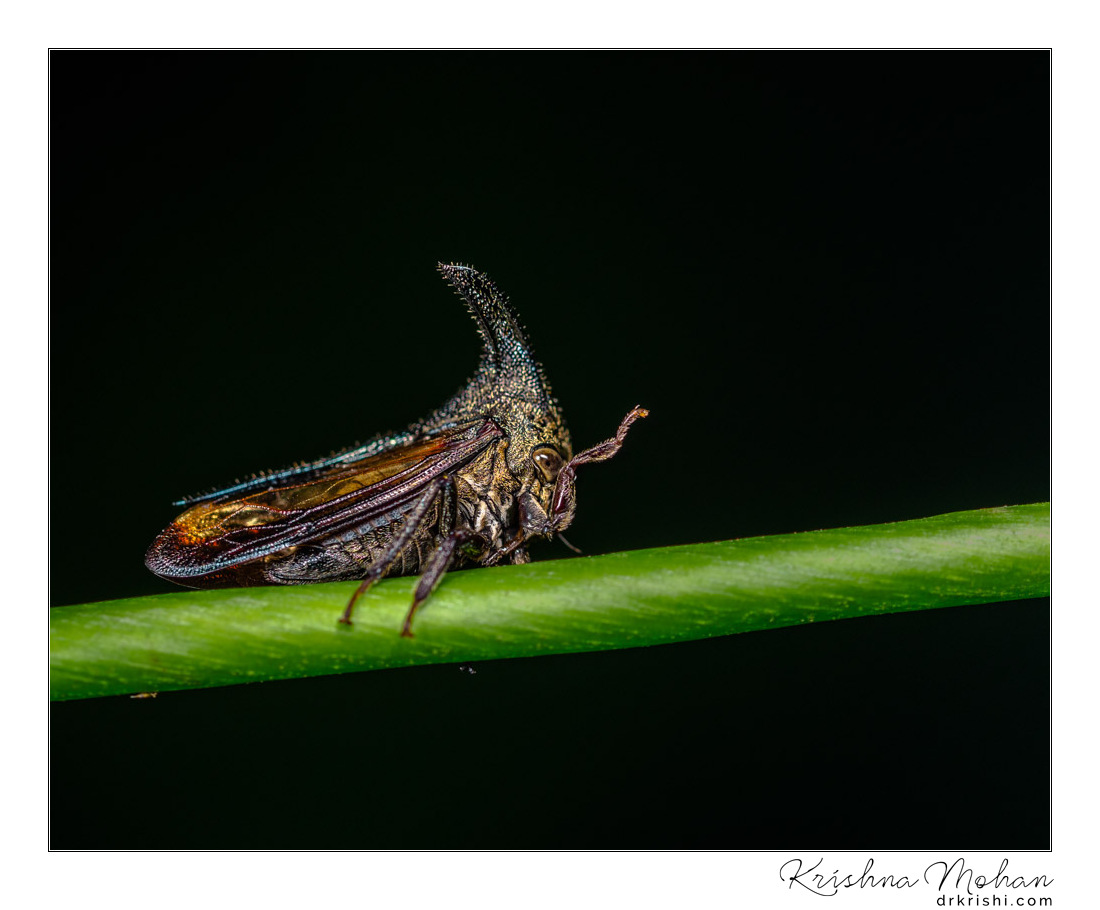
[50, 503, 1050, 701]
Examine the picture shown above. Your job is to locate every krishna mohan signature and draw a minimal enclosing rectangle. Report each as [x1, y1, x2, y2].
[778, 857, 1053, 898]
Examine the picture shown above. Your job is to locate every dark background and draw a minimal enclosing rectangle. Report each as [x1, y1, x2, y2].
[50, 52, 1049, 848]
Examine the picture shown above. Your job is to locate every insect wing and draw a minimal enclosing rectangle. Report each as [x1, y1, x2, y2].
[146, 421, 503, 582]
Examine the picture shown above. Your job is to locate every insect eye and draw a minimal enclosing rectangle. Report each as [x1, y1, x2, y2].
[532, 446, 563, 482]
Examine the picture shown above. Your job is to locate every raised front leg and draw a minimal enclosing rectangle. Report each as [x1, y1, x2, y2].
[549, 405, 649, 531]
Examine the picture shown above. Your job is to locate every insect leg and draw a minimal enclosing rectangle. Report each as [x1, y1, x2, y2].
[509, 546, 531, 565]
[402, 528, 482, 638]
[550, 405, 649, 522]
[339, 475, 452, 625]
[481, 530, 525, 566]
[437, 469, 458, 538]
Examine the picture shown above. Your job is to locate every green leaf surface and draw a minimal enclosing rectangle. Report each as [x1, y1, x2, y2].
[50, 503, 1050, 700]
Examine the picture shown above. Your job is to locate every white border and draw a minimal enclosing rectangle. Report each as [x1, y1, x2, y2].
[20, 2, 1094, 908]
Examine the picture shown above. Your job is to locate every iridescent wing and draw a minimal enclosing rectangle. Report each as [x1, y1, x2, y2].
[146, 420, 503, 583]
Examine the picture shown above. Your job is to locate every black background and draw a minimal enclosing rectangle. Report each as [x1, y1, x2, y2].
[50, 51, 1049, 848]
